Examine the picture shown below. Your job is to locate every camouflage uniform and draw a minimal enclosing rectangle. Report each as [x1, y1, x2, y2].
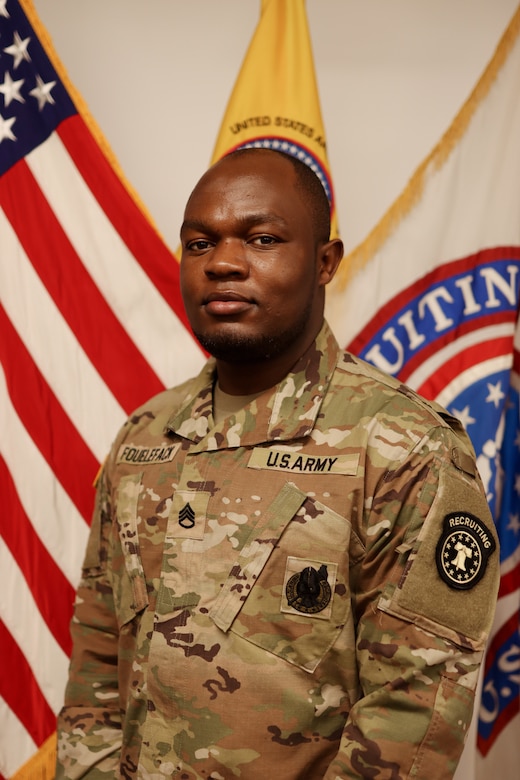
[56, 321, 499, 779]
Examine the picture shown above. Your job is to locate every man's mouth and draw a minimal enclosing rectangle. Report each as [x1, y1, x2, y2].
[203, 291, 254, 316]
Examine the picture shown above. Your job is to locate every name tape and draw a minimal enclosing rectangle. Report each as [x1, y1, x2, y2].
[248, 448, 358, 475]
[117, 443, 179, 465]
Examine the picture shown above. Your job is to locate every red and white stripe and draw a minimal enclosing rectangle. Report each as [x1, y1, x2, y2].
[0, 109, 203, 777]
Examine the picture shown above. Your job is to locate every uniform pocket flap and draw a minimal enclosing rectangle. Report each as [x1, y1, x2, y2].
[210, 482, 307, 632]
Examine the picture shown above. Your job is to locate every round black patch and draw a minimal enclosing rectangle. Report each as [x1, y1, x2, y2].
[436, 512, 496, 590]
[285, 564, 331, 613]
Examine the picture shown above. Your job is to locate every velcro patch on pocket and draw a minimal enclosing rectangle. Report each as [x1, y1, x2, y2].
[281, 557, 337, 620]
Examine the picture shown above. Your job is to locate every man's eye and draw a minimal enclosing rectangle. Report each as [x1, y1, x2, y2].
[251, 235, 277, 246]
[187, 239, 212, 251]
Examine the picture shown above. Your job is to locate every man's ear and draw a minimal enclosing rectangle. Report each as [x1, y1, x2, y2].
[318, 238, 344, 287]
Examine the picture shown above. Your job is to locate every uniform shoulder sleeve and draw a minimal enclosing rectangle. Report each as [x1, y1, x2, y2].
[56, 466, 122, 778]
[324, 420, 500, 778]
[379, 424, 498, 650]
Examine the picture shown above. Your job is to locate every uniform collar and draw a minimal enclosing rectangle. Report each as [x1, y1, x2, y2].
[165, 321, 341, 449]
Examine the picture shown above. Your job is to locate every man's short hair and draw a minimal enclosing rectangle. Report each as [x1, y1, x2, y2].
[225, 147, 331, 244]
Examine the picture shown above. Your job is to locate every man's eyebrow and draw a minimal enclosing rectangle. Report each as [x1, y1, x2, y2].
[237, 212, 289, 227]
[180, 212, 289, 235]
[180, 218, 210, 235]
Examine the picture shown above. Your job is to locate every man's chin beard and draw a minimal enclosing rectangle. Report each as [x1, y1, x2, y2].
[192, 305, 315, 364]
[193, 330, 282, 363]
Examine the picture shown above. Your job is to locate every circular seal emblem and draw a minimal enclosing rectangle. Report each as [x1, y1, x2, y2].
[285, 564, 331, 614]
[436, 512, 496, 590]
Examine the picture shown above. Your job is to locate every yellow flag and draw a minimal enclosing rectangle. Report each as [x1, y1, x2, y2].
[211, 0, 339, 239]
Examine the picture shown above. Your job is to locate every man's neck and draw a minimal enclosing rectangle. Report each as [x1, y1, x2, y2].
[213, 321, 324, 395]
[213, 383, 263, 425]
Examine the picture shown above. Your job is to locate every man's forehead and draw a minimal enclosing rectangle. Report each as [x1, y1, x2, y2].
[185, 155, 300, 218]
[181, 150, 319, 240]
[198, 150, 296, 189]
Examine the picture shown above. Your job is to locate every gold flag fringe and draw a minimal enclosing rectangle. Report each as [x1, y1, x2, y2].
[19, 0, 165, 243]
[11, 732, 57, 780]
[335, 2, 520, 291]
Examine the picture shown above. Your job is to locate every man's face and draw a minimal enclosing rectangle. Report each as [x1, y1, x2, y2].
[180, 153, 328, 367]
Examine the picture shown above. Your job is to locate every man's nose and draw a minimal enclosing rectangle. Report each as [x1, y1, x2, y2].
[205, 239, 249, 278]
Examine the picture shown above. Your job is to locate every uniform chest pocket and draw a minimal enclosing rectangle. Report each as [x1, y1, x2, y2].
[113, 472, 150, 628]
[209, 482, 354, 672]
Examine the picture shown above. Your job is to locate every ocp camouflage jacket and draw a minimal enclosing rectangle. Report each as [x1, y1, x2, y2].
[56, 321, 499, 779]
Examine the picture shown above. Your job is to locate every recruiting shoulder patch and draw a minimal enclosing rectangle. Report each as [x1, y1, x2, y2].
[436, 512, 496, 590]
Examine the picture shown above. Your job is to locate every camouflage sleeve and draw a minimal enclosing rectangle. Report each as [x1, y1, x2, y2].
[56, 467, 122, 779]
[323, 423, 500, 779]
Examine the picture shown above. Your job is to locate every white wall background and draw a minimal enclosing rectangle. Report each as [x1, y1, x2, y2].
[33, 0, 518, 258]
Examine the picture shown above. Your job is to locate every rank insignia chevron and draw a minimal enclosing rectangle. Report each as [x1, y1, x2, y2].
[179, 502, 196, 529]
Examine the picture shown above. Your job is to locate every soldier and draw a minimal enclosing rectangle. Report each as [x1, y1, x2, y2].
[56, 148, 499, 779]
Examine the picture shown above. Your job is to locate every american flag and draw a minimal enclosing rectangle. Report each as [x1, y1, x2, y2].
[0, 1, 203, 775]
